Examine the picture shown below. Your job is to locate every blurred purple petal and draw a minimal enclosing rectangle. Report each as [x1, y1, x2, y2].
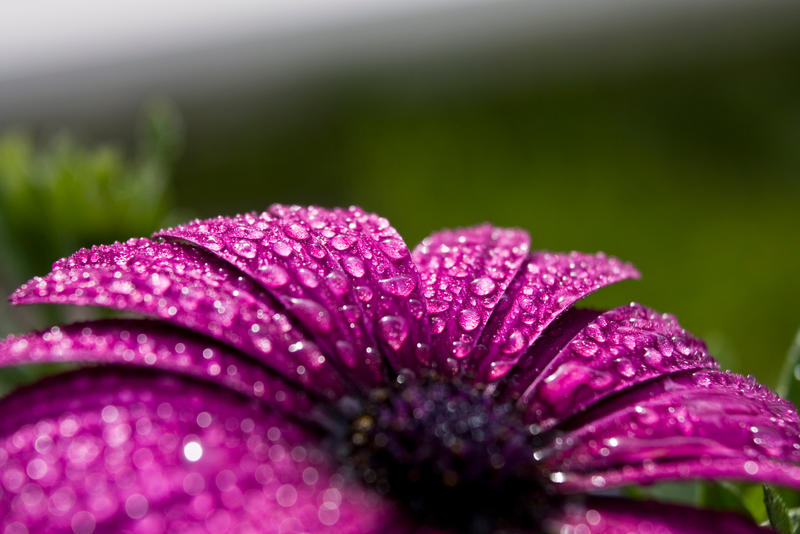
[0, 370, 394, 534]
[411, 225, 529, 374]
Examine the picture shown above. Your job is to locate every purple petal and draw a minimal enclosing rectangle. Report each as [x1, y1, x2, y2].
[471, 251, 639, 384]
[0, 369, 395, 533]
[0, 319, 312, 410]
[544, 369, 800, 491]
[267, 205, 431, 373]
[411, 225, 529, 374]
[516, 303, 719, 428]
[156, 211, 386, 387]
[10, 239, 346, 398]
[550, 497, 772, 534]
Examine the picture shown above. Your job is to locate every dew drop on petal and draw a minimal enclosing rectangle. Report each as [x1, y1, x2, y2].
[343, 256, 366, 278]
[470, 277, 497, 296]
[378, 275, 416, 297]
[261, 265, 289, 288]
[458, 308, 481, 332]
[378, 315, 410, 351]
[232, 239, 257, 259]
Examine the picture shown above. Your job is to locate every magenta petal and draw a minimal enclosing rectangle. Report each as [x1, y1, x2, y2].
[0, 370, 394, 534]
[471, 251, 639, 384]
[156, 211, 386, 387]
[0, 319, 312, 410]
[267, 205, 431, 373]
[516, 303, 718, 428]
[544, 369, 800, 491]
[550, 497, 772, 534]
[10, 239, 346, 398]
[411, 225, 529, 374]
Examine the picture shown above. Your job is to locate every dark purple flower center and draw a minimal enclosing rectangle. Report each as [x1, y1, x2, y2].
[326, 373, 561, 534]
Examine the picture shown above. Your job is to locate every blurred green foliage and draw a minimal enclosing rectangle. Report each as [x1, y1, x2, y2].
[0, 100, 182, 392]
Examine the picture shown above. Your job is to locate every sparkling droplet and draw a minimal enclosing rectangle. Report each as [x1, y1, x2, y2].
[343, 256, 366, 278]
[325, 271, 349, 296]
[378, 275, 416, 297]
[378, 315, 409, 351]
[261, 265, 289, 288]
[272, 241, 293, 257]
[232, 239, 257, 259]
[380, 238, 408, 260]
[470, 277, 497, 296]
[330, 235, 356, 251]
[458, 308, 481, 332]
[355, 285, 373, 302]
[285, 223, 309, 240]
[501, 329, 526, 354]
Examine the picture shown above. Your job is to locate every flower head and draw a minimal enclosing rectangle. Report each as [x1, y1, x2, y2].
[1, 205, 798, 534]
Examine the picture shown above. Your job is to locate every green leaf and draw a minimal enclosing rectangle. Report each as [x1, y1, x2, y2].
[778, 326, 800, 407]
[763, 485, 797, 534]
[698, 481, 754, 518]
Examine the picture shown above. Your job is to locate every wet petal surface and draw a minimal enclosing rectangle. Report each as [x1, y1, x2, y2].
[411, 225, 529, 375]
[471, 251, 638, 385]
[0, 369, 394, 534]
[546, 369, 800, 492]
[0, 319, 311, 410]
[10, 239, 345, 398]
[156, 211, 386, 388]
[268, 205, 430, 373]
[516, 303, 718, 428]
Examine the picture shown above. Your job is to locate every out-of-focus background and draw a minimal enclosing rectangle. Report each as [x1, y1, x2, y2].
[1, 0, 799, 394]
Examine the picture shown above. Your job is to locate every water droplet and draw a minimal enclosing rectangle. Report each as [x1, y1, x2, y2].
[458, 308, 481, 332]
[489, 359, 515, 379]
[407, 298, 425, 319]
[343, 256, 366, 278]
[325, 271, 350, 296]
[232, 239, 258, 259]
[501, 329, 526, 354]
[285, 223, 309, 240]
[272, 241, 293, 257]
[148, 273, 171, 295]
[426, 298, 450, 313]
[614, 357, 636, 378]
[571, 339, 599, 357]
[261, 265, 289, 288]
[470, 277, 496, 296]
[330, 235, 356, 251]
[378, 315, 409, 351]
[379, 275, 416, 297]
[355, 285, 373, 302]
[296, 268, 319, 288]
[380, 238, 408, 260]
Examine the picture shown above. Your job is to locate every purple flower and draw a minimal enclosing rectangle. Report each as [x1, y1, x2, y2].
[1, 205, 798, 534]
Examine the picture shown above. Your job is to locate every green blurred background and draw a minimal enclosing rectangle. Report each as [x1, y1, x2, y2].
[1, 8, 799, 398]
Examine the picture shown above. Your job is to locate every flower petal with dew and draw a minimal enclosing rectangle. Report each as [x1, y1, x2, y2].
[1, 204, 797, 534]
